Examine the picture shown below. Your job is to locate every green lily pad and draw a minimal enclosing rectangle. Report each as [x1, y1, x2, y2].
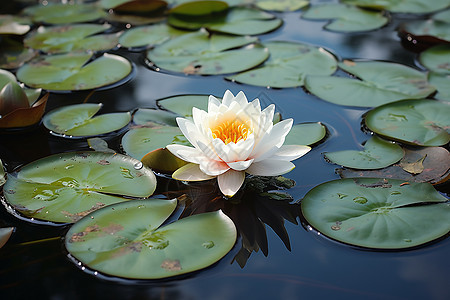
[43, 103, 131, 137]
[23, 3, 107, 24]
[284, 122, 327, 146]
[305, 60, 435, 107]
[142, 148, 188, 173]
[169, 0, 228, 16]
[113, 0, 167, 15]
[122, 125, 190, 160]
[365, 99, 450, 146]
[419, 44, 450, 74]
[0, 37, 37, 69]
[337, 147, 450, 185]
[227, 41, 337, 88]
[341, 0, 450, 14]
[16, 53, 133, 91]
[254, 0, 309, 12]
[0, 15, 31, 35]
[2, 152, 157, 224]
[302, 3, 389, 32]
[24, 24, 120, 54]
[133, 108, 178, 126]
[157, 94, 209, 117]
[100, 0, 131, 9]
[301, 178, 450, 249]
[119, 23, 186, 50]
[324, 136, 404, 169]
[429, 73, 450, 102]
[168, 7, 282, 36]
[65, 198, 237, 279]
[146, 30, 268, 75]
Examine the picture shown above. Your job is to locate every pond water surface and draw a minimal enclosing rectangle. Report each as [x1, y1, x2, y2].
[0, 1, 449, 300]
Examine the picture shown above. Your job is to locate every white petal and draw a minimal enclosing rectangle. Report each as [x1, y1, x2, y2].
[270, 145, 311, 161]
[222, 90, 235, 106]
[234, 91, 249, 107]
[165, 144, 205, 164]
[252, 119, 293, 162]
[192, 107, 208, 133]
[199, 159, 230, 176]
[217, 169, 245, 197]
[246, 159, 295, 176]
[173, 163, 215, 181]
[228, 159, 254, 171]
[176, 117, 201, 148]
[208, 95, 221, 112]
[197, 139, 221, 161]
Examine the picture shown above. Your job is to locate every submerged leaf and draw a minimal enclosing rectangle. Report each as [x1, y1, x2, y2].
[400, 154, 426, 175]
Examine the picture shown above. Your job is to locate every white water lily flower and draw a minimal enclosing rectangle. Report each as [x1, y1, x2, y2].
[166, 90, 311, 197]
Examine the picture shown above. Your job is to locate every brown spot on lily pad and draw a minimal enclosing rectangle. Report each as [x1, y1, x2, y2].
[61, 202, 106, 222]
[97, 159, 110, 165]
[161, 259, 182, 271]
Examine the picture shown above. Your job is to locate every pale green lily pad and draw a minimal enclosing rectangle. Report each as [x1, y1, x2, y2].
[0, 15, 31, 35]
[119, 23, 186, 50]
[2, 152, 157, 224]
[23, 3, 107, 24]
[255, 0, 309, 12]
[324, 136, 404, 169]
[433, 9, 450, 23]
[122, 125, 190, 160]
[16, 53, 133, 91]
[429, 73, 450, 102]
[147, 30, 268, 75]
[100, 0, 131, 9]
[168, 7, 282, 35]
[227, 41, 337, 88]
[157, 94, 209, 117]
[65, 198, 237, 279]
[305, 60, 435, 107]
[301, 178, 450, 249]
[284, 122, 327, 146]
[133, 108, 178, 126]
[365, 99, 450, 146]
[341, 0, 450, 14]
[419, 44, 450, 74]
[43, 103, 131, 137]
[24, 24, 120, 54]
[302, 3, 389, 32]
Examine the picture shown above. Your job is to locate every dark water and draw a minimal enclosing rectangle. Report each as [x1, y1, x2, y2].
[1, 1, 449, 300]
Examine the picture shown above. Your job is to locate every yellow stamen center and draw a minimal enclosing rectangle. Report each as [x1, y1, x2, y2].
[211, 119, 251, 144]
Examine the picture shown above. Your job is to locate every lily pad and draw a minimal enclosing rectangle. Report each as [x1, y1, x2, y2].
[419, 44, 450, 74]
[284, 122, 327, 146]
[341, 0, 450, 14]
[0, 37, 37, 69]
[365, 99, 450, 146]
[146, 30, 269, 75]
[169, 0, 228, 16]
[305, 60, 435, 107]
[43, 103, 131, 137]
[337, 147, 450, 185]
[141, 148, 188, 173]
[118, 23, 186, 50]
[0, 15, 31, 35]
[157, 94, 209, 117]
[2, 152, 157, 224]
[168, 7, 282, 36]
[24, 24, 120, 54]
[65, 198, 237, 279]
[324, 136, 404, 169]
[398, 19, 450, 47]
[302, 3, 389, 32]
[429, 73, 450, 102]
[23, 3, 107, 24]
[122, 125, 190, 160]
[254, 0, 309, 12]
[301, 178, 450, 249]
[16, 53, 133, 91]
[227, 41, 337, 88]
[133, 108, 178, 126]
[113, 0, 167, 15]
